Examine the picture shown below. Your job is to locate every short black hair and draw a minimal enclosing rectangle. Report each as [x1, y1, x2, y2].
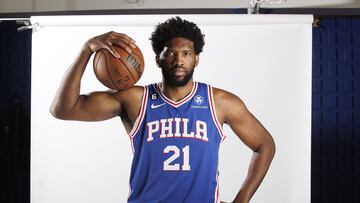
[149, 16, 205, 56]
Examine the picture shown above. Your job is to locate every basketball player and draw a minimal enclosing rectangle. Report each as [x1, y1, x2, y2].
[50, 17, 275, 203]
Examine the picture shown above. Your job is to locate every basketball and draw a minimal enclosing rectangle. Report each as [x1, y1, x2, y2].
[93, 45, 144, 90]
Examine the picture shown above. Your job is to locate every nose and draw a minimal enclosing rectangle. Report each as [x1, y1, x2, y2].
[173, 54, 184, 67]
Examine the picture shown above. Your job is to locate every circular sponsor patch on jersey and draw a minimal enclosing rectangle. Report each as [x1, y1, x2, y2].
[194, 95, 204, 105]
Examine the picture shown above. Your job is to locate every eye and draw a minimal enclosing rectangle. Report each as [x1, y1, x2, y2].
[184, 51, 192, 56]
[164, 51, 174, 57]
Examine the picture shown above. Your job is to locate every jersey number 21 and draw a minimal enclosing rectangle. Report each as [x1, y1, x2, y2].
[163, 145, 190, 171]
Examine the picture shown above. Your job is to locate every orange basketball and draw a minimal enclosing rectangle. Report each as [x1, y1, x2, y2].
[93, 45, 144, 90]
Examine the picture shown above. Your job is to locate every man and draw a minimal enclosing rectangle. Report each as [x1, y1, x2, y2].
[50, 16, 275, 203]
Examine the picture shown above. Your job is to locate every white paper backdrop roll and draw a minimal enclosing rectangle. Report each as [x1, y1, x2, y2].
[31, 14, 312, 203]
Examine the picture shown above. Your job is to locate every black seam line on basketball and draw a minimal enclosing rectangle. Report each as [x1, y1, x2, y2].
[119, 56, 137, 82]
[94, 51, 111, 87]
[93, 51, 102, 82]
[104, 50, 119, 90]
[94, 51, 101, 70]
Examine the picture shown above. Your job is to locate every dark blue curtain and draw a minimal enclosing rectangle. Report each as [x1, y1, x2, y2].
[0, 21, 31, 203]
[312, 18, 360, 203]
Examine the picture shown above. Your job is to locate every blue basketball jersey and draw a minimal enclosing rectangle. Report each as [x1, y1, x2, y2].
[127, 82, 226, 203]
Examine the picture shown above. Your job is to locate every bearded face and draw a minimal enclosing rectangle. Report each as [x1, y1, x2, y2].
[156, 37, 199, 87]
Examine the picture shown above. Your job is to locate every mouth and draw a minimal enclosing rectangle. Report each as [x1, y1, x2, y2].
[173, 68, 186, 77]
[162, 65, 194, 87]
[171, 66, 186, 74]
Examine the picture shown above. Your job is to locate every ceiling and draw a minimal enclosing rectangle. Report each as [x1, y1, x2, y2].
[0, 0, 359, 14]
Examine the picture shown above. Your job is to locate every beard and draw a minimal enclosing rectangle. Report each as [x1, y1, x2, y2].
[161, 65, 195, 87]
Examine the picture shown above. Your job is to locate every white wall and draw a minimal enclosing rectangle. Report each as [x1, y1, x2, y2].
[31, 14, 312, 203]
[0, 0, 359, 13]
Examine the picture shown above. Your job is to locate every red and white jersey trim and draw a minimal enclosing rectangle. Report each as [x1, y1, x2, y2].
[207, 85, 226, 143]
[128, 86, 149, 153]
[155, 82, 198, 108]
[214, 171, 221, 203]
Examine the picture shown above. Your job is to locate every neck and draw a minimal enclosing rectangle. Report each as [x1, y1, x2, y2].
[161, 80, 194, 102]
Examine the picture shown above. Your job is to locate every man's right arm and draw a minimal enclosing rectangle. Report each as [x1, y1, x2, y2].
[50, 32, 139, 122]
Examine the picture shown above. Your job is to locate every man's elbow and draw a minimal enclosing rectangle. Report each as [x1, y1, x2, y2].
[266, 136, 276, 159]
[50, 107, 63, 119]
[257, 136, 276, 159]
[49, 105, 70, 120]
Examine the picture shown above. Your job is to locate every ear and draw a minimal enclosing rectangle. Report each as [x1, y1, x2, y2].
[155, 55, 160, 67]
[195, 55, 199, 67]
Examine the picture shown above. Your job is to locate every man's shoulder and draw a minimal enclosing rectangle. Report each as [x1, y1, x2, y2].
[113, 85, 145, 101]
[208, 85, 244, 106]
[193, 81, 233, 100]
[209, 85, 229, 97]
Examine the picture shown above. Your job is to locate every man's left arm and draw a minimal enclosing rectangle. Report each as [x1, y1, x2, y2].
[214, 88, 276, 203]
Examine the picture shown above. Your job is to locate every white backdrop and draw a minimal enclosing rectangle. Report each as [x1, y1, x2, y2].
[31, 14, 312, 203]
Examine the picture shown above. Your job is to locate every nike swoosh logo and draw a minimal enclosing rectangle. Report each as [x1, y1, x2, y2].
[151, 103, 166, 109]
